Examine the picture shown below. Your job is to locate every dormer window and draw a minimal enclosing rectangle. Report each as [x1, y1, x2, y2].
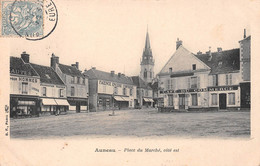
[192, 64, 196, 70]
[169, 67, 172, 73]
[45, 74, 51, 79]
[218, 61, 223, 67]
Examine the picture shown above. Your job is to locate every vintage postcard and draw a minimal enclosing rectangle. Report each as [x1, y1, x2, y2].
[0, 0, 260, 165]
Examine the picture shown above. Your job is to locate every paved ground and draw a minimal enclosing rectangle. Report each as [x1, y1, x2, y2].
[10, 109, 250, 139]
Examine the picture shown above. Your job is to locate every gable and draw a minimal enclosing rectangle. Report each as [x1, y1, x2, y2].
[159, 46, 210, 74]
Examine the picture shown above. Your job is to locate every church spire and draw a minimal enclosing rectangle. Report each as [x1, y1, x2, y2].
[145, 29, 151, 49]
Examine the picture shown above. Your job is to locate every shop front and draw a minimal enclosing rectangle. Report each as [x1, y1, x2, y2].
[143, 97, 153, 108]
[10, 95, 40, 117]
[41, 98, 69, 115]
[208, 85, 240, 110]
[67, 97, 88, 112]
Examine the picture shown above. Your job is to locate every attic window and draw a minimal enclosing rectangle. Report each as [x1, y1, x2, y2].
[45, 74, 51, 79]
[169, 67, 172, 73]
[192, 64, 196, 70]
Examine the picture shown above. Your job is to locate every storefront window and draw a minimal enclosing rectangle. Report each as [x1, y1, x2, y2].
[211, 93, 218, 105]
[42, 87, 47, 96]
[22, 82, 28, 94]
[191, 94, 198, 106]
[228, 93, 235, 105]
[168, 94, 173, 106]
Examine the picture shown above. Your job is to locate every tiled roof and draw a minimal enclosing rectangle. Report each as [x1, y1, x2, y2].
[84, 69, 134, 85]
[30, 63, 64, 85]
[131, 76, 152, 89]
[10, 57, 39, 77]
[195, 48, 240, 74]
[58, 64, 84, 77]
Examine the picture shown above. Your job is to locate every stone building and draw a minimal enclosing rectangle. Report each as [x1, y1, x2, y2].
[10, 52, 41, 117]
[131, 76, 153, 108]
[84, 68, 136, 111]
[50, 54, 89, 112]
[158, 37, 244, 111]
[30, 63, 69, 115]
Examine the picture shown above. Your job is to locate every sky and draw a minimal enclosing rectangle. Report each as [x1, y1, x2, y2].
[10, 0, 253, 76]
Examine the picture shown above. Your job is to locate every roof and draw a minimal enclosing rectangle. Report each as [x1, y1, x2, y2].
[30, 63, 65, 85]
[58, 63, 84, 77]
[195, 48, 240, 74]
[148, 81, 158, 91]
[158, 45, 210, 75]
[131, 76, 152, 90]
[84, 69, 134, 85]
[10, 57, 39, 77]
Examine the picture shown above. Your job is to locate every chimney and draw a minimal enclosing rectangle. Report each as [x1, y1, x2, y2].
[208, 47, 212, 61]
[111, 71, 115, 77]
[122, 73, 125, 77]
[91, 67, 96, 70]
[176, 38, 183, 50]
[217, 47, 222, 52]
[118, 72, 121, 77]
[244, 29, 246, 39]
[75, 62, 79, 70]
[197, 51, 202, 55]
[21, 51, 30, 63]
[51, 53, 59, 70]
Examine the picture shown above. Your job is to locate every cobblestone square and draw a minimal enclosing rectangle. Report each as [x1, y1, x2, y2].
[10, 109, 250, 139]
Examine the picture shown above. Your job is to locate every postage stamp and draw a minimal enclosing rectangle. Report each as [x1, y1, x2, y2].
[0, 0, 57, 40]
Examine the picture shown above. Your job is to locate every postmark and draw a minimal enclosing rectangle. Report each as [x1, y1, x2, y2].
[0, 0, 58, 40]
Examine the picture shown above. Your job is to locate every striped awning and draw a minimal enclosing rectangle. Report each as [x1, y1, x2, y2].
[55, 99, 69, 106]
[42, 98, 57, 105]
[113, 96, 125, 101]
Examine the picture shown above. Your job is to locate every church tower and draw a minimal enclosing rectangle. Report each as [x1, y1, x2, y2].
[140, 30, 154, 83]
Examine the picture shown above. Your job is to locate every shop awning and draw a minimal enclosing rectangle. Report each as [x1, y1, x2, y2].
[149, 99, 154, 102]
[42, 98, 57, 105]
[143, 98, 150, 102]
[55, 99, 70, 106]
[121, 96, 130, 101]
[113, 96, 125, 101]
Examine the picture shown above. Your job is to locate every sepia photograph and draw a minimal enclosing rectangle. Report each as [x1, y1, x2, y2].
[0, 0, 259, 165]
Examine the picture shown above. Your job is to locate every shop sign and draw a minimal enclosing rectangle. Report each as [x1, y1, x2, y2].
[208, 86, 238, 91]
[10, 68, 32, 76]
[160, 86, 239, 94]
[10, 76, 38, 83]
[99, 80, 122, 87]
[161, 88, 207, 94]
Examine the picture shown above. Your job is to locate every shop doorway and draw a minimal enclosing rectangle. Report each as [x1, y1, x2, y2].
[219, 93, 227, 109]
[179, 94, 185, 109]
[76, 102, 81, 113]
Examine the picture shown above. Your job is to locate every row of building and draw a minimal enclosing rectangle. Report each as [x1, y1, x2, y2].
[9, 29, 251, 116]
